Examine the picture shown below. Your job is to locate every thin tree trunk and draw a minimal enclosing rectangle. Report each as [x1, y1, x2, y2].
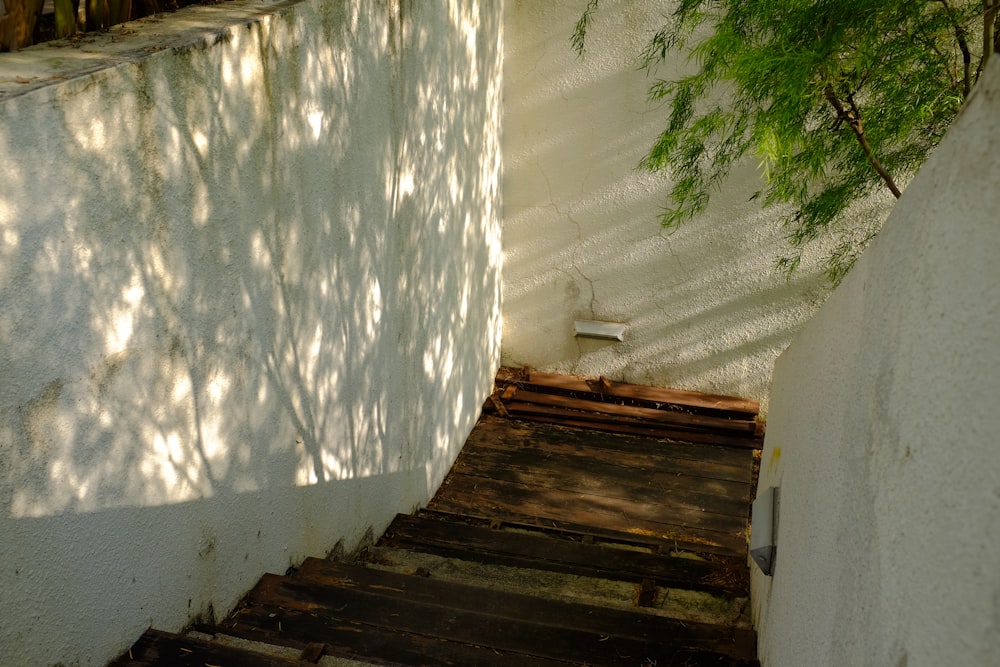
[936, 0, 973, 97]
[0, 0, 44, 49]
[824, 85, 902, 199]
[985, 0, 999, 71]
[53, 0, 80, 38]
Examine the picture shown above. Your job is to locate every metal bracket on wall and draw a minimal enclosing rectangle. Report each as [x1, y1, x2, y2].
[574, 320, 626, 341]
[750, 486, 780, 576]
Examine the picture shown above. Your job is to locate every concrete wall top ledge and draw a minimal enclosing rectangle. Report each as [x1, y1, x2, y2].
[0, 0, 300, 102]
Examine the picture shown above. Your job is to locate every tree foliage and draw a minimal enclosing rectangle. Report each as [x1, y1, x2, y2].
[575, 0, 1000, 282]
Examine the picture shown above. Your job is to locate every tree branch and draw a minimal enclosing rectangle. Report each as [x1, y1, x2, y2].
[571, 0, 601, 57]
[984, 0, 1000, 74]
[935, 0, 972, 98]
[824, 84, 902, 199]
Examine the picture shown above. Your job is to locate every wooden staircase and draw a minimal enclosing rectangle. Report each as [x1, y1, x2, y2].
[112, 368, 763, 666]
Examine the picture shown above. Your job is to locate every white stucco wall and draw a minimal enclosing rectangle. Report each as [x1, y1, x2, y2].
[502, 0, 852, 407]
[0, 1, 502, 664]
[752, 59, 1000, 666]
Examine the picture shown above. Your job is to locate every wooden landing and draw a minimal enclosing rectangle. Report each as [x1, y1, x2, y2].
[431, 416, 754, 557]
[113, 369, 761, 667]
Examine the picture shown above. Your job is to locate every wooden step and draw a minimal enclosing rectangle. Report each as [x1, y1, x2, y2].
[416, 507, 745, 558]
[379, 512, 749, 596]
[110, 628, 317, 666]
[112, 371, 761, 667]
[490, 407, 763, 448]
[488, 368, 765, 447]
[464, 417, 754, 480]
[218, 609, 573, 667]
[219, 559, 757, 666]
[428, 417, 753, 557]
[504, 389, 759, 435]
[449, 436, 752, 511]
[363, 545, 752, 631]
[496, 367, 760, 418]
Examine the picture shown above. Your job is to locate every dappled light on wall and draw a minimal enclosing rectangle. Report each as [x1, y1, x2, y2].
[1, 1, 503, 517]
[0, 2, 502, 664]
[501, 1, 861, 406]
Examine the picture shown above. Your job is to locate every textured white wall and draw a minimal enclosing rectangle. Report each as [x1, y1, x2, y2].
[752, 59, 1000, 666]
[0, 1, 502, 664]
[501, 0, 846, 406]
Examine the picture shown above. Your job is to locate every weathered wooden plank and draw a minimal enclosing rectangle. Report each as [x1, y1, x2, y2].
[470, 415, 753, 470]
[230, 600, 753, 667]
[435, 469, 748, 535]
[284, 560, 758, 661]
[496, 399, 761, 446]
[418, 507, 745, 558]
[517, 369, 760, 416]
[430, 473, 748, 555]
[488, 393, 509, 416]
[220, 606, 571, 667]
[504, 409, 763, 449]
[418, 507, 748, 560]
[451, 420, 754, 512]
[491, 397, 739, 436]
[507, 389, 758, 435]
[462, 432, 752, 488]
[380, 513, 749, 595]
[458, 431, 752, 496]
[448, 451, 750, 518]
[109, 629, 306, 667]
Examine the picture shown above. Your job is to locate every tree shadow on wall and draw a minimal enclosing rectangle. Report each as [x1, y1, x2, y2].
[0, 1, 501, 662]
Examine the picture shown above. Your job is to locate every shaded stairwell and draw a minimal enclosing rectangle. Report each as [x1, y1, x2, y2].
[113, 368, 763, 666]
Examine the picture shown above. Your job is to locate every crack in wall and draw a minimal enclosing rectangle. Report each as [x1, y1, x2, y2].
[540, 157, 604, 324]
[566, 211, 583, 243]
[533, 161, 585, 240]
[657, 228, 692, 285]
[573, 265, 597, 318]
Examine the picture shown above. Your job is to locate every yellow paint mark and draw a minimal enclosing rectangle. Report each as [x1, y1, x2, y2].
[768, 447, 782, 473]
